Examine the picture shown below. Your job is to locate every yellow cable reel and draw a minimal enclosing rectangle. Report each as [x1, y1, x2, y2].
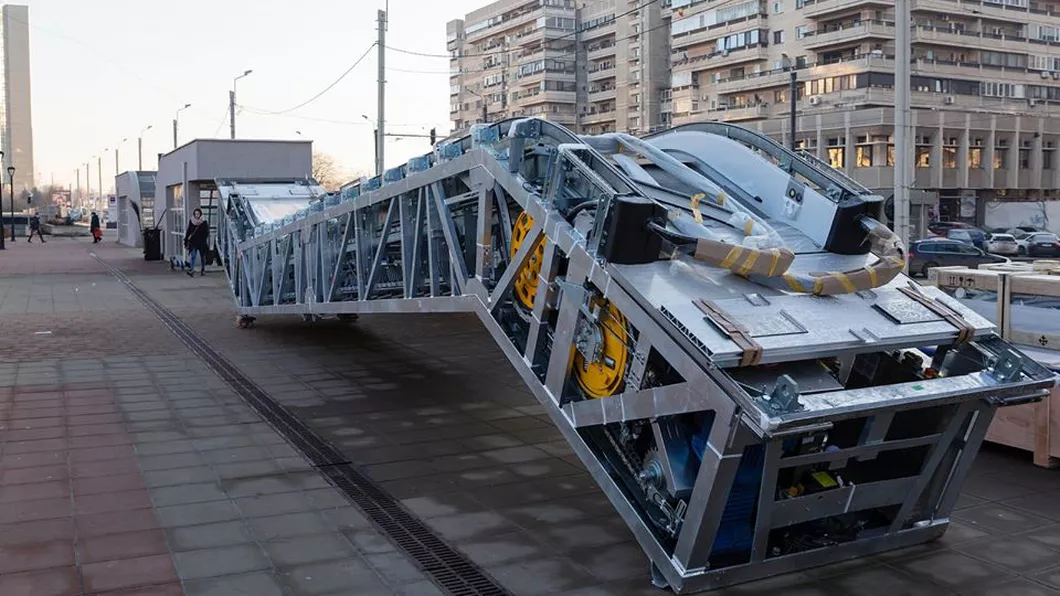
[573, 298, 630, 399]
[509, 211, 545, 310]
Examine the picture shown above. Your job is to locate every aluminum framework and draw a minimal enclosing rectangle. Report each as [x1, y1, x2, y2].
[215, 118, 1056, 593]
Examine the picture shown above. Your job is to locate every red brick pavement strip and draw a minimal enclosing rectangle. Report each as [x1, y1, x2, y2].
[0, 383, 184, 596]
[0, 237, 111, 277]
[0, 312, 185, 362]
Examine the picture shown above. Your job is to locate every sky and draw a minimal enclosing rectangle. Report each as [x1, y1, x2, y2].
[21, 0, 487, 190]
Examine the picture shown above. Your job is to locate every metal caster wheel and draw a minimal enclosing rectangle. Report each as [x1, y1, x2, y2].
[236, 315, 256, 329]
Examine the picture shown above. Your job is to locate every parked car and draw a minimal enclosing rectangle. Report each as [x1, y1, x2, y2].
[1016, 232, 1060, 257]
[945, 227, 987, 249]
[908, 238, 1008, 277]
[928, 221, 973, 236]
[1007, 228, 1034, 241]
[985, 233, 1019, 255]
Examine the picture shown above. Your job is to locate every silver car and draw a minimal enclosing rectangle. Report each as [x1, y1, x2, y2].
[985, 233, 1019, 255]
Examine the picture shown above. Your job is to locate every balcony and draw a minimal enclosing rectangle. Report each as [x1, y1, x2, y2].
[912, 58, 1039, 82]
[511, 90, 577, 106]
[911, 0, 1034, 24]
[712, 53, 894, 96]
[912, 25, 1031, 52]
[588, 64, 617, 81]
[588, 87, 618, 102]
[671, 15, 767, 51]
[801, 0, 891, 18]
[708, 104, 770, 121]
[583, 109, 618, 125]
[802, 20, 895, 50]
[587, 42, 617, 60]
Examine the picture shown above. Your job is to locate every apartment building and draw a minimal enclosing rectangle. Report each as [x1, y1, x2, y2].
[1, 4, 34, 193]
[665, 0, 1060, 223]
[447, 0, 671, 136]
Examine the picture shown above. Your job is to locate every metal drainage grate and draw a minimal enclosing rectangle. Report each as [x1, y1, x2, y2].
[95, 256, 510, 596]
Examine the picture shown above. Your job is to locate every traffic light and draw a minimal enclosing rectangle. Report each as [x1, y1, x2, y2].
[429, 128, 437, 146]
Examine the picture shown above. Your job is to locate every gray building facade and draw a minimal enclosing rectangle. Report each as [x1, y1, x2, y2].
[1, 4, 33, 193]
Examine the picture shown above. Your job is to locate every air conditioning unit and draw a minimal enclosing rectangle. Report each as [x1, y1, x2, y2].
[1042, 71, 1051, 79]
[944, 95, 956, 104]
[1052, 72, 1059, 79]
[808, 96, 822, 106]
[1029, 98, 1039, 107]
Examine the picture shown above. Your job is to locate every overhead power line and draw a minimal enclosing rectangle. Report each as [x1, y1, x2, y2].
[249, 43, 378, 115]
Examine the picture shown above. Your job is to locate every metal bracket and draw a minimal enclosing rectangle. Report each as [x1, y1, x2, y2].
[762, 374, 801, 414]
[987, 349, 1023, 383]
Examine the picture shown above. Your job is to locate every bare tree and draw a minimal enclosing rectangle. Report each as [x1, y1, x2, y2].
[312, 152, 342, 191]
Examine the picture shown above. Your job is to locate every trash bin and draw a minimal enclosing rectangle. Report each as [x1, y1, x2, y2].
[143, 228, 162, 261]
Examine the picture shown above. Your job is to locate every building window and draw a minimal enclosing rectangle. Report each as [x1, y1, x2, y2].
[1020, 148, 1031, 169]
[995, 149, 1008, 169]
[774, 30, 786, 44]
[969, 147, 983, 169]
[795, 25, 808, 39]
[774, 0, 784, 12]
[916, 147, 930, 168]
[855, 137, 872, 167]
[1044, 148, 1054, 169]
[887, 145, 895, 167]
[827, 138, 845, 168]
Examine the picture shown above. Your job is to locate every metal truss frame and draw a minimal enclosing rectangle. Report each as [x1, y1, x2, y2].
[214, 119, 1054, 593]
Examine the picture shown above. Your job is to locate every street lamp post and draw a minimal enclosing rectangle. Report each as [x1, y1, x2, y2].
[7, 166, 15, 244]
[116, 138, 127, 177]
[138, 125, 152, 170]
[174, 103, 191, 149]
[362, 115, 381, 176]
[231, 70, 252, 140]
[85, 161, 91, 209]
[0, 150, 6, 250]
[98, 153, 104, 212]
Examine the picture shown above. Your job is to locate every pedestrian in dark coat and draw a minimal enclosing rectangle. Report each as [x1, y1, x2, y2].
[183, 208, 210, 277]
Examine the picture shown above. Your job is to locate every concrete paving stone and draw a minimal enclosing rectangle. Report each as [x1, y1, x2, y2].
[961, 474, 1044, 502]
[280, 558, 391, 595]
[400, 493, 490, 519]
[1004, 493, 1060, 522]
[149, 481, 230, 507]
[222, 473, 317, 499]
[955, 504, 1055, 535]
[74, 489, 154, 516]
[304, 488, 352, 510]
[174, 543, 271, 581]
[489, 557, 597, 596]
[77, 528, 170, 564]
[202, 446, 273, 465]
[214, 460, 285, 480]
[262, 533, 357, 567]
[364, 552, 428, 586]
[131, 430, 188, 443]
[319, 507, 373, 533]
[962, 578, 1060, 596]
[166, 520, 255, 552]
[248, 511, 332, 542]
[133, 439, 198, 457]
[183, 570, 286, 596]
[81, 553, 179, 593]
[142, 465, 216, 488]
[1034, 564, 1060, 591]
[138, 452, 205, 471]
[1021, 524, 1060, 551]
[191, 434, 257, 451]
[893, 549, 1017, 591]
[0, 565, 80, 596]
[156, 500, 242, 528]
[119, 400, 171, 412]
[425, 511, 521, 543]
[0, 450, 66, 469]
[955, 536, 1060, 574]
[0, 539, 76, 574]
[457, 531, 547, 568]
[0, 480, 69, 504]
[236, 491, 319, 518]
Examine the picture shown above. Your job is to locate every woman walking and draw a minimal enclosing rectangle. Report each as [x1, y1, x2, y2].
[89, 211, 102, 243]
[183, 208, 210, 277]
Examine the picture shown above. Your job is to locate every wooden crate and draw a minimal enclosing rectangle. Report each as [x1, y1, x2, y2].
[930, 265, 1060, 467]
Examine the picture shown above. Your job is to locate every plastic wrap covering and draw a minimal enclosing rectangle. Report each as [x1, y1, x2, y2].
[668, 210, 795, 278]
[747, 217, 906, 295]
[325, 194, 341, 207]
[407, 156, 432, 173]
[509, 118, 542, 140]
[246, 199, 314, 226]
[383, 167, 404, 184]
[471, 124, 501, 152]
[364, 177, 382, 192]
[436, 142, 463, 162]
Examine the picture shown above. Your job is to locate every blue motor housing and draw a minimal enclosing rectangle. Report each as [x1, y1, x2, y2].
[692, 427, 764, 559]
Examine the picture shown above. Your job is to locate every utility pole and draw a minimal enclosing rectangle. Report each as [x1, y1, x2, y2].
[377, 9, 386, 176]
[894, 0, 912, 248]
[76, 169, 80, 204]
[229, 90, 237, 140]
[97, 154, 103, 210]
[86, 161, 91, 206]
[175, 103, 191, 149]
[139, 125, 152, 171]
[789, 69, 798, 151]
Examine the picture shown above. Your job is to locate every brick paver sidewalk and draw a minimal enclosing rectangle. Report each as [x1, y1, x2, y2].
[0, 236, 442, 595]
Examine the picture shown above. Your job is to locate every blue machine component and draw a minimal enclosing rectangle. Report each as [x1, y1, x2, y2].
[363, 176, 382, 192]
[325, 194, 340, 207]
[691, 426, 763, 558]
[710, 444, 765, 558]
